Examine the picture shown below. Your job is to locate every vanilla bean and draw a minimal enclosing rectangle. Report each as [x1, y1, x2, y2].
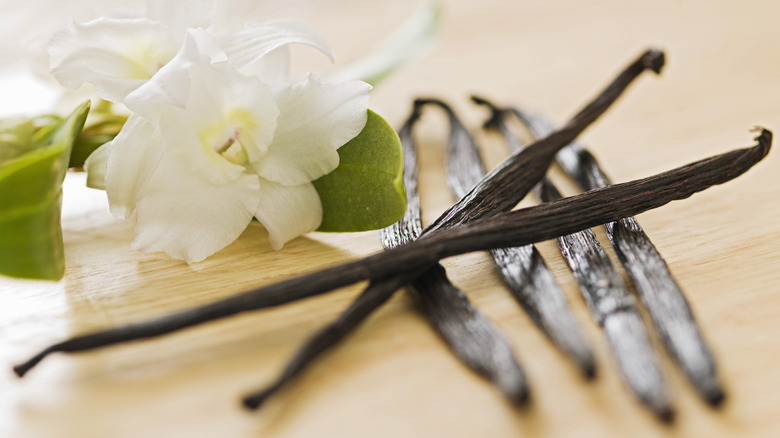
[539, 172, 673, 420]
[421, 97, 595, 377]
[386, 103, 528, 403]
[14, 129, 770, 377]
[10, 48, 674, 376]
[241, 111, 426, 411]
[511, 108, 724, 406]
[244, 107, 527, 408]
[423, 48, 664, 235]
[242, 275, 410, 410]
[476, 97, 672, 420]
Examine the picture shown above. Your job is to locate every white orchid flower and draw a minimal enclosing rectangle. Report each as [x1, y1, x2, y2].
[48, 0, 217, 103]
[0, 0, 142, 76]
[48, 18, 180, 103]
[86, 30, 370, 262]
[47, 0, 337, 105]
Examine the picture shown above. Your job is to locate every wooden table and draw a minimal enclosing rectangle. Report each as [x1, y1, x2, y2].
[3, 0, 780, 436]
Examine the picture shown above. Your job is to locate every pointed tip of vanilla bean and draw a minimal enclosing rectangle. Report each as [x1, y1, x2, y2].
[704, 387, 726, 407]
[508, 385, 531, 406]
[469, 95, 506, 130]
[13, 360, 36, 378]
[657, 407, 676, 424]
[406, 100, 426, 125]
[13, 346, 57, 378]
[413, 271, 532, 406]
[242, 392, 268, 411]
[710, 390, 727, 407]
[241, 276, 407, 412]
[642, 48, 666, 74]
[583, 361, 597, 379]
[603, 312, 674, 422]
[752, 126, 772, 155]
[413, 97, 457, 121]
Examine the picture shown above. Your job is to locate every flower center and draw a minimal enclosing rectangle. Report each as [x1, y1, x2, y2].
[125, 40, 175, 80]
[200, 109, 258, 166]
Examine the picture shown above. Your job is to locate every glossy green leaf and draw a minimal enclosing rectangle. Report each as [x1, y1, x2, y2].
[313, 110, 406, 232]
[69, 100, 127, 168]
[0, 101, 91, 280]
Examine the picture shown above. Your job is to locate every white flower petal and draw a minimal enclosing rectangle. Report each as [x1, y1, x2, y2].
[103, 114, 163, 218]
[253, 74, 370, 185]
[155, 60, 279, 185]
[219, 20, 334, 79]
[125, 28, 227, 119]
[132, 152, 261, 263]
[254, 179, 322, 250]
[242, 45, 291, 91]
[49, 17, 181, 103]
[84, 141, 111, 190]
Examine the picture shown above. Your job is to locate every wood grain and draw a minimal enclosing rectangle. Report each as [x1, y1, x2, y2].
[3, 0, 780, 437]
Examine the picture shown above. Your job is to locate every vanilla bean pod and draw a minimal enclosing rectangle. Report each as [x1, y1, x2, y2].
[385, 103, 528, 403]
[475, 97, 672, 420]
[242, 275, 411, 410]
[420, 97, 595, 377]
[510, 108, 724, 405]
[241, 112, 422, 411]
[243, 108, 527, 409]
[423, 49, 664, 235]
[14, 129, 770, 378]
[12, 48, 671, 376]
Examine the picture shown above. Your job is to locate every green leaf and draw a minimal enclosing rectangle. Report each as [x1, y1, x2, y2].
[0, 101, 91, 280]
[313, 110, 406, 232]
[0, 118, 36, 163]
[69, 99, 127, 168]
[70, 132, 117, 169]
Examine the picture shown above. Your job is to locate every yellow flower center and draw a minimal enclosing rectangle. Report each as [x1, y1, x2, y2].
[199, 109, 258, 166]
[124, 40, 175, 80]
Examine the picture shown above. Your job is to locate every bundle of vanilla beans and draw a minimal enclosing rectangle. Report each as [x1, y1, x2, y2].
[14, 48, 772, 422]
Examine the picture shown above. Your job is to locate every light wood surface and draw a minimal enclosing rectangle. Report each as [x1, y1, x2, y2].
[3, 1, 780, 437]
